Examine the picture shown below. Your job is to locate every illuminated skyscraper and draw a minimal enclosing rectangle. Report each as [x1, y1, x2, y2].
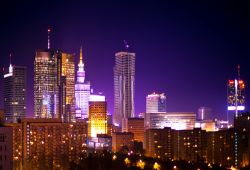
[114, 51, 135, 127]
[88, 94, 107, 138]
[34, 29, 76, 122]
[75, 47, 90, 119]
[146, 93, 166, 113]
[34, 49, 59, 118]
[57, 51, 75, 122]
[3, 60, 27, 123]
[227, 65, 245, 118]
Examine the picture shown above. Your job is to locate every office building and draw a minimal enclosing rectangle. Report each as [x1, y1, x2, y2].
[34, 49, 59, 119]
[57, 50, 75, 122]
[123, 118, 144, 142]
[146, 93, 166, 113]
[112, 132, 134, 152]
[88, 94, 107, 138]
[75, 47, 91, 119]
[145, 112, 196, 130]
[114, 51, 135, 127]
[4, 62, 26, 123]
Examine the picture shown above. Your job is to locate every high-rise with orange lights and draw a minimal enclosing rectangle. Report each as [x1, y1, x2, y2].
[34, 49, 59, 118]
[88, 95, 107, 138]
[57, 51, 75, 122]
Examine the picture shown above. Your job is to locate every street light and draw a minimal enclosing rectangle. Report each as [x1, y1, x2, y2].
[153, 162, 161, 170]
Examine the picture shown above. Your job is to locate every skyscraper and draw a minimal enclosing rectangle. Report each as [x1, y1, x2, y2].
[57, 50, 75, 122]
[75, 47, 90, 119]
[146, 93, 166, 113]
[88, 94, 107, 138]
[3, 61, 27, 123]
[34, 29, 76, 121]
[34, 49, 59, 118]
[227, 65, 245, 120]
[114, 51, 135, 127]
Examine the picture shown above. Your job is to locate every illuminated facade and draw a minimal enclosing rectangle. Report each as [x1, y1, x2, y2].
[2, 118, 87, 169]
[227, 66, 245, 120]
[123, 118, 144, 142]
[75, 47, 90, 119]
[58, 51, 75, 122]
[146, 93, 166, 113]
[34, 50, 59, 118]
[114, 51, 135, 127]
[4, 63, 27, 123]
[88, 95, 107, 138]
[227, 79, 245, 117]
[145, 112, 196, 130]
[145, 127, 172, 159]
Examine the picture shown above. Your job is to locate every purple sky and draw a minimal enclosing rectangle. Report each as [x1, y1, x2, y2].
[0, 1, 250, 121]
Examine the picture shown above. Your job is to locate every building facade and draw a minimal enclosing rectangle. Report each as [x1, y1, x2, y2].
[75, 47, 91, 119]
[146, 93, 166, 113]
[4, 63, 27, 123]
[57, 51, 75, 122]
[123, 118, 144, 142]
[112, 132, 134, 152]
[34, 49, 59, 119]
[227, 79, 245, 119]
[114, 51, 135, 127]
[1, 118, 87, 169]
[145, 127, 172, 159]
[88, 95, 107, 138]
[145, 112, 196, 130]
[34, 49, 76, 122]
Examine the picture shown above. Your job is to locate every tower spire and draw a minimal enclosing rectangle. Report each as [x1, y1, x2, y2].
[9, 53, 12, 65]
[80, 46, 83, 64]
[48, 27, 51, 49]
[237, 64, 240, 80]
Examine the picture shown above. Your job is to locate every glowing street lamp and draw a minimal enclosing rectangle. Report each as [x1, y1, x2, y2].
[153, 162, 161, 170]
[112, 155, 117, 161]
[136, 159, 145, 169]
[124, 157, 131, 166]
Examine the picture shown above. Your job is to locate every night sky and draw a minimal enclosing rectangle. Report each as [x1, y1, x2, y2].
[0, 1, 250, 121]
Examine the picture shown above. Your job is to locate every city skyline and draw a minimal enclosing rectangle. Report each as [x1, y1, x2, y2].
[1, 1, 250, 121]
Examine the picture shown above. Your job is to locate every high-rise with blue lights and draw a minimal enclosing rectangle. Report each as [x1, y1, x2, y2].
[113, 51, 135, 127]
[75, 47, 91, 119]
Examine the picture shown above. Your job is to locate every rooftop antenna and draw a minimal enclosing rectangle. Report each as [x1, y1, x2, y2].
[9, 53, 12, 65]
[48, 27, 51, 49]
[237, 64, 240, 80]
[123, 40, 129, 50]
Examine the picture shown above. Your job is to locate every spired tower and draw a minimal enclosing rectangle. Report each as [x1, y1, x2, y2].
[75, 47, 91, 119]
